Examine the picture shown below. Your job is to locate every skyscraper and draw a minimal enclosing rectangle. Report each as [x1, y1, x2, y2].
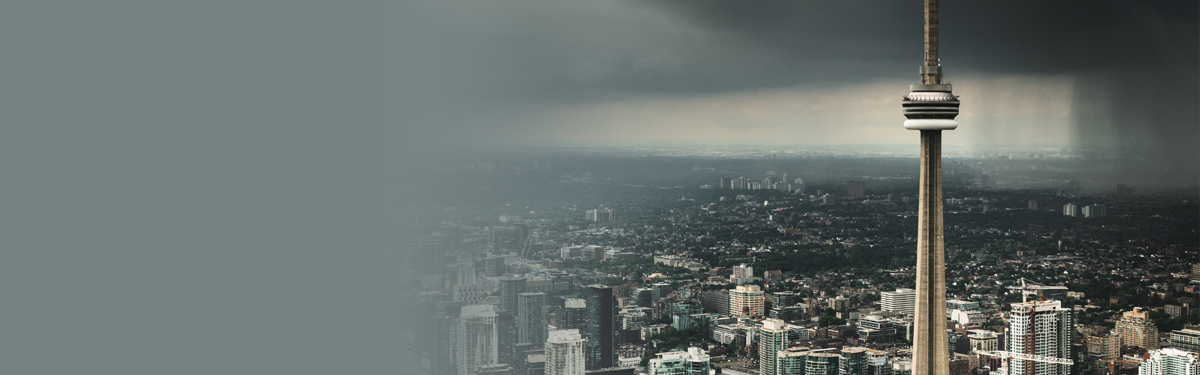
[760, 318, 790, 375]
[500, 277, 526, 313]
[584, 285, 617, 370]
[901, 2, 959, 375]
[517, 292, 547, 350]
[1140, 348, 1200, 375]
[558, 298, 587, 332]
[545, 329, 586, 375]
[1006, 300, 1073, 375]
[457, 304, 499, 375]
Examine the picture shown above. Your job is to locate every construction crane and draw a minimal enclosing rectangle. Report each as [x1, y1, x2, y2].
[1007, 278, 1069, 302]
[520, 229, 539, 259]
[1100, 359, 1143, 375]
[980, 350, 1073, 375]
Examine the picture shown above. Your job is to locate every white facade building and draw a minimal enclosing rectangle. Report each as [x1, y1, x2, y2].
[545, 329, 586, 375]
[881, 288, 916, 317]
[457, 305, 499, 375]
[1006, 300, 1073, 375]
[1140, 348, 1200, 375]
[648, 347, 711, 375]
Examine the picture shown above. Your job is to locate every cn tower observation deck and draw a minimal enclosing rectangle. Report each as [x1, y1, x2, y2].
[902, 82, 959, 130]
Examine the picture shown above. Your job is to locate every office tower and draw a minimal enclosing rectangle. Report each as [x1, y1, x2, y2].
[808, 351, 841, 375]
[730, 285, 764, 318]
[1139, 348, 1200, 375]
[496, 311, 519, 368]
[1171, 329, 1200, 357]
[1006, 300, 1073, 375]
[761, 319, 790, 375]
[1193, 264, 1200, 284]
[880, 288, 916, 317]
[558, 299, 587, 332]
[840, 347, 868, 375]
[458, 305, 499, 375]
[1117, 307, 1160, 349]
[584, 285, 617, 370]
[700, 290, 731, 316]
[847, 181, 865, 199]
[1028, 200, 1038, 210]
[899, 1, 959, 375]
[545, 330, 586, 375]
[517, 292, 547, 349]
[721, 177, 732, 189]
[500, 277, 526, 313]
[647, 347, 711, 375]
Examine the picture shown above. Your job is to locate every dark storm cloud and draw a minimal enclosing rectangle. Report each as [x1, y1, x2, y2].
[397, 0, 1198, 187]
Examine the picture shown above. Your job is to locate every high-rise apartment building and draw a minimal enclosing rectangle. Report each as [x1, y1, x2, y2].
[808, 351, 841, 375]
[1171, 329, 1200, 357]
[760, 319, 790, 375]
[500, 277, 526, 313]
[457, 305, 499, 375]
[840, 347, 869, 375]
[584, 285, 617, 370]
[1006, 300, 1073, 375]
[517, 292, 546, 349]
[1138, 348, 1200, 375]
[545, 330, 586, 375]
[495, 311, 519, 369]
[1117, 307, 1160, 350]
[778, 347, 811, 375]
[584, 208, 616, 222]
[731, 285, 764, 318]
[881, 288, 916, 317]
[865, 348, 893, 375]
[648, 347, 711, 375]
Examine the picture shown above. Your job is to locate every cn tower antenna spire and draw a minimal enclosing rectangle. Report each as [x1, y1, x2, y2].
[923, 0, 941, 85]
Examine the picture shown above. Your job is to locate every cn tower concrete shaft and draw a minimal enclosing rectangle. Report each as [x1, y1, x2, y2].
[913, 130, 949, 375]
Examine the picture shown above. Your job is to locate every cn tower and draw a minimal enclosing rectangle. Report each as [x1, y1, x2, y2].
[903, 1, 958, 375]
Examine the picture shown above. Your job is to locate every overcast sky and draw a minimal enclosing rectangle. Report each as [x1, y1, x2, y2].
[397, 0, 1198, 183]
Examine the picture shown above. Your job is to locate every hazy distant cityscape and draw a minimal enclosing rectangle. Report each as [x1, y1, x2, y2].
[399, 147, 1199, 375]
